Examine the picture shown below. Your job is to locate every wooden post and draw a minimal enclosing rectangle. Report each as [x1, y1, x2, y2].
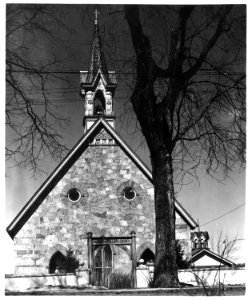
[87, 232, 93, 285]
[131, 231, 137, 288]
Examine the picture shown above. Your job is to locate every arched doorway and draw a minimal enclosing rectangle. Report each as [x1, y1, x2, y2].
[49, 251, 66, 274]
[140, 248, 155, 265]
[94, 245, 113, 287]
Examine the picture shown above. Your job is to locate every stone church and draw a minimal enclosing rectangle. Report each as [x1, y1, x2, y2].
[7, 14, 199, 287]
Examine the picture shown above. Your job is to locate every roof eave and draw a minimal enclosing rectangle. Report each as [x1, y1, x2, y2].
[7, 118, 104, 239]
[191, 249, 235, 267]
[7, 118, 198, 239]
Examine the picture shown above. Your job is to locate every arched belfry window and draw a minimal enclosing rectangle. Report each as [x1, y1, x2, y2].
[49, 251, 66, 274]
[94, 91, 105, 115]
[140, 248, 155, 265]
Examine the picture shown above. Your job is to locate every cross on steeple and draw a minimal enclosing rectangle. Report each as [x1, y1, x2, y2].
[94, 8, 100, 24]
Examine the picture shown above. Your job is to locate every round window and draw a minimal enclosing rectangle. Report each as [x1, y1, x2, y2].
[123, 187, 136, 201]
[67, 188, 81, 202]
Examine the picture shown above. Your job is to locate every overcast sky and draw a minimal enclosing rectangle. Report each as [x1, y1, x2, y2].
[4, 2, 246, 273]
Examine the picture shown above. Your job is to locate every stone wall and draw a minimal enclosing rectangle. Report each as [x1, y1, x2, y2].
[6, 267, 245, 291]
[136, 266, 246, 288]
[13, 141, 191, 276]
[5, 270, 89, 292]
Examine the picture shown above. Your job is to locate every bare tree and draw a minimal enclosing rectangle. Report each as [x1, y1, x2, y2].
[6, 3, 245, 289]
[6, 4, 76, 173]
[211, 230, 244, 262]
[124, 5, 245, 287]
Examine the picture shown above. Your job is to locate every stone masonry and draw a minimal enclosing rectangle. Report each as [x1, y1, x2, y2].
[13, 132, 191, 276]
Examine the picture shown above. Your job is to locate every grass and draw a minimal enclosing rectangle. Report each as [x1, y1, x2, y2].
[109, 272, 132, 289]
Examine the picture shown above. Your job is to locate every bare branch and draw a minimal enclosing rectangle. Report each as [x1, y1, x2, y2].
[183, 6, 233, 80]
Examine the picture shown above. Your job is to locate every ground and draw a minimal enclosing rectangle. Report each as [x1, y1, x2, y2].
[5, 284, 246, 296]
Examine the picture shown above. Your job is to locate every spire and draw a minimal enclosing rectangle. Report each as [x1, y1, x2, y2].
[94, 8, 99, 25]
[86, 9, 109, 83]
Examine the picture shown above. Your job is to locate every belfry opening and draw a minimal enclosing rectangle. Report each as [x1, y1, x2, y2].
[94, 90, 105, 115]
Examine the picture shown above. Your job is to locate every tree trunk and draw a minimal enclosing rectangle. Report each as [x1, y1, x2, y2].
[151, 148, 178, 287]
[124, 5, 178, 288]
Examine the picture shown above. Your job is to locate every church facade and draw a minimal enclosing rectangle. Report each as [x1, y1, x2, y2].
[7, 14, 198, 287]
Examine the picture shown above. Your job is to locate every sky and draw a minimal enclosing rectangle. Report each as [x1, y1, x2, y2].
[3, 2, 247, 274]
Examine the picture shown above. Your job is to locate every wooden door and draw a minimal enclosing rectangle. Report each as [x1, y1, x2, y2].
[94, 245, 113, 287]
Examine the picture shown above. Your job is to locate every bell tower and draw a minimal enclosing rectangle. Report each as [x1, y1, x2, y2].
[80, 9, 117, 133]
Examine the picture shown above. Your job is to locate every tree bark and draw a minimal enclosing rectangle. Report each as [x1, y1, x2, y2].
[151, 148, 177, 287]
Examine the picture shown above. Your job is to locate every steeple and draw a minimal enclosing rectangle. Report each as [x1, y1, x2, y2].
[87, 10, 109, 83]
[80, 9, 117, 133]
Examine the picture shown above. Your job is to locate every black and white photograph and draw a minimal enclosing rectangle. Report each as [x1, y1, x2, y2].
[4, 1, 246, 296]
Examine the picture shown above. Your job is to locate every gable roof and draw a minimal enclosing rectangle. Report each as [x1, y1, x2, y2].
[7, 118, 198, 239]
[191, 248, 235, 267]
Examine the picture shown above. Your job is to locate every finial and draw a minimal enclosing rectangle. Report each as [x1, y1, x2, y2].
[197, 218, 200, 232]
[94, 8, 100, 25]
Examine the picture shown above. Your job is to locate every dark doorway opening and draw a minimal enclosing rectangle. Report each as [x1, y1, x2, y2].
[140, 248, 155, 265]
[49, 251, 66, 274]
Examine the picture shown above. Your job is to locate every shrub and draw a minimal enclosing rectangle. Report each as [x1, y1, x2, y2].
[175, 240, 191, 269]
[58, 248, 80, 273]
[109, 272, 132, 289]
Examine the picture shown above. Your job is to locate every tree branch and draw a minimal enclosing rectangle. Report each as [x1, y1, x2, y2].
[183, 5, 233, 80]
